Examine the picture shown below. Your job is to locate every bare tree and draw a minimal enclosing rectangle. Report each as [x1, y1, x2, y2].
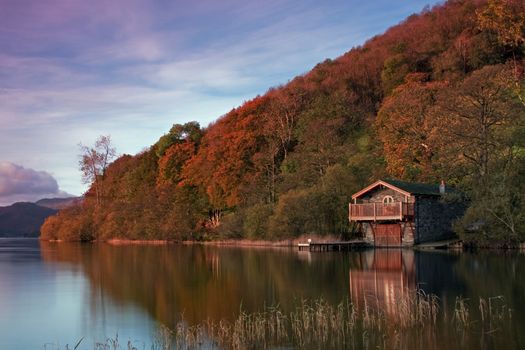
[265, 88, 305, 160]
[79, 135, 117, 205]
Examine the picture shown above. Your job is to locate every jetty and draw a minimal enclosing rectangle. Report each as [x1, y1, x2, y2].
[298, 240, 370, 252]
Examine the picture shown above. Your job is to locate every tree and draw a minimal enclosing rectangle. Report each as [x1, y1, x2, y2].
[477, 0, 525, 49]
[381, 53, 411, 95]
[452, 65, 525, 244]
[265, 87, 305, 160]
[79, 135, 117, 205]
[477, 0, 525, 106]
[434, 65, 521, 183]
[155, 121, 202, 158]
[457, 147, 525, 246]
[376, 73, 445, 181]
[156, 122, 203, 187]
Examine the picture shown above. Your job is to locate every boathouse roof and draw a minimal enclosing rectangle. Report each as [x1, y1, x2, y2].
[351, 179, 442, 199]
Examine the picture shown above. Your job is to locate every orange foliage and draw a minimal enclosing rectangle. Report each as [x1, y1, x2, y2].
[376, 77, 447, 181]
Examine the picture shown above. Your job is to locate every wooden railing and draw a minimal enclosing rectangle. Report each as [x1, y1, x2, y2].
[349, 202, 414, 221]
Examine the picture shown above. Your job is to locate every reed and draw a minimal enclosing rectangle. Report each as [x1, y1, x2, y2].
[153, 290, 510, 350]
[51, 290, 512, 350]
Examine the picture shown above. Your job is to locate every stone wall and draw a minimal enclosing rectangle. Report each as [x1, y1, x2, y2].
[414, 196, 466, 244]
[362, 222, 375, 244]
[360, 187, 414, 203]
[401, 221, 415, 245]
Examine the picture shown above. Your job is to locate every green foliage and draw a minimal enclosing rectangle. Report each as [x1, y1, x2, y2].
[155, 122, 202, 157]
[243, 203, 274, 239]
[456, 134, 525, 246]
[381, 54, 411, 95]
[268, 188, 319, 238]
[215, 212, 244, 239]
[267, 164, 363, 239]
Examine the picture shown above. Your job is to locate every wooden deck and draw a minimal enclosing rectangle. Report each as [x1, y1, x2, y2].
[349, 202, 414, 221]
[298, 240, 371, 252]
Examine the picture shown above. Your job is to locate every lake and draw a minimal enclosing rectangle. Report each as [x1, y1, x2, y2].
[0, 238, 523, 349]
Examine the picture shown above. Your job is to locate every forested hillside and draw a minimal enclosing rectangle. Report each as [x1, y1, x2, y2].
[41, 0, 525, 246]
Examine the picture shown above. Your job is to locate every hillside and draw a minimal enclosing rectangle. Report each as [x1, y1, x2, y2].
[41, 0, 525, 245]
[0, 202, 58, 237]
[36, 197, 81, 210]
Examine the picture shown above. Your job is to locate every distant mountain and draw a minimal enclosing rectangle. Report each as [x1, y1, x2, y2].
[36, 197, 81, 210]
[0, 202, 58, 237]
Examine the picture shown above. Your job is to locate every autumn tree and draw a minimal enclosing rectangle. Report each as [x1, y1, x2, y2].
[477, 0, 525, 106]
[181, 101, 267, 228]
[477, 0, 525, 49]
[376, 73, 446, 181]
[156, 122, 203, 187]
[79, 135, 117, 205]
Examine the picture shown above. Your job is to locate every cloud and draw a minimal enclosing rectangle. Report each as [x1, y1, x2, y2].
[0, 162, 69, 205]
[0, 161, 58, 195]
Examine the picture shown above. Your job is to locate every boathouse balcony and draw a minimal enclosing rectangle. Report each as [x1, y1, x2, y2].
[349, 202, 414, 221]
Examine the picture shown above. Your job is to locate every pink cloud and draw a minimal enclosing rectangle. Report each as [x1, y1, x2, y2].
[0, 162, 59, 197]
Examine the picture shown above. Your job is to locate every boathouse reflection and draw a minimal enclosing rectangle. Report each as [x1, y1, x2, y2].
[349, 250, 416, 316]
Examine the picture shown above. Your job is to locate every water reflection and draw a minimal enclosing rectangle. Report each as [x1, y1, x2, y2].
[40, 243, 351, 328]
[35, 241, 525, 349]
[349, 250, 416, 316]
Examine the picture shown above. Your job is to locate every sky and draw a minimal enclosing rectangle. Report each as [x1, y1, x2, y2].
[0, 0, 439, 205]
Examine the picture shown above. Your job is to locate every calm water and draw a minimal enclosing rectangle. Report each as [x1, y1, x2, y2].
[0, 238, 524, 349]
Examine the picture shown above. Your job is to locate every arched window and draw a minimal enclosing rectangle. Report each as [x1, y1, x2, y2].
[383, 195, 394, 204]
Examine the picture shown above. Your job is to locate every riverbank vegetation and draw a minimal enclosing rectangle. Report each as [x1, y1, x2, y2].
[41, 0, 525, 245]
[50, 291, 513, 350]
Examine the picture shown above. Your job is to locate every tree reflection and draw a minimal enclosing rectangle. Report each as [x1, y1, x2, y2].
[40, 243, 350, 329]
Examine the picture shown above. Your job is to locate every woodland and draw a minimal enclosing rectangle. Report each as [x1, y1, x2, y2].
[41, 0, 525, 246]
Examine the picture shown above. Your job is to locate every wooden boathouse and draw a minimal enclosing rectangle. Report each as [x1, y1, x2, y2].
[349, 179, 465, 247]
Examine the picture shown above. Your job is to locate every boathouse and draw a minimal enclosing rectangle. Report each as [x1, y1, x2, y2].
[349, 179, 464, 247]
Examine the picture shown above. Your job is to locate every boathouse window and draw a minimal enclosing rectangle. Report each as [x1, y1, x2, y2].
[383, 195, 394, 204]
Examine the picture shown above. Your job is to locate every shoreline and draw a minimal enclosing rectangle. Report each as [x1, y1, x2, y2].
[36, 236, 525, 250]
[105, 234, 343, 247]
[39, 234, 343, 248]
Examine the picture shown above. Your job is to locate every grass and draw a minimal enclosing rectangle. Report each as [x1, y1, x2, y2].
[48, 290, 513, 350]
